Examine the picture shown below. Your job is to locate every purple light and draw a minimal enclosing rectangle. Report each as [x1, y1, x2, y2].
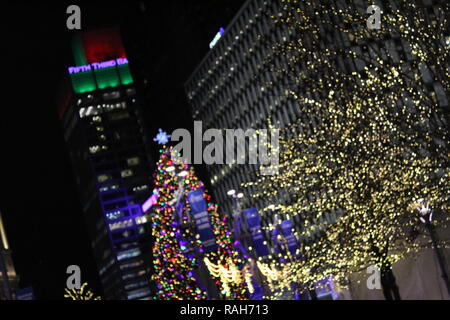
[219, 27, 225, 35]
[141, 190, 159, 213]
[68, 65, 92, 74]
[68, 57, 129, 74]
[91, 60, 116, 69]
[116, 57, 128, 65]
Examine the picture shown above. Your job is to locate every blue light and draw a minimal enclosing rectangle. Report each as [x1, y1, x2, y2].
[153, 129, 171, 145]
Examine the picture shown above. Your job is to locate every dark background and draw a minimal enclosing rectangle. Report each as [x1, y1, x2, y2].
[1, 0, 245, 299]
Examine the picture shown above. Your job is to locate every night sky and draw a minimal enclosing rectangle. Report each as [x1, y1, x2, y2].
[2, 1, 245, 299]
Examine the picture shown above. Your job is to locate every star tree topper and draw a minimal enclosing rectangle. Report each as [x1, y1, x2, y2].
[153, 128, 171, 145]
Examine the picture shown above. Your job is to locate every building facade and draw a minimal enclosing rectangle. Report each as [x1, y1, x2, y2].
[0, 212, 19, 300]
[58, 28, 154, 300]
[184, 0, 297, 233]
[184, 0, 449, 250]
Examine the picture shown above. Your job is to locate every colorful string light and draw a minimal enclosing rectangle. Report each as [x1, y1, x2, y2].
[151, 146, 248, 299]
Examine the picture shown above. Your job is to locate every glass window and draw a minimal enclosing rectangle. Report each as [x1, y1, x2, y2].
[117, 248, 141, 261]
[121, 169, 133, 178]
[102, 91, 121, 100]
[109, 218, 134, 231]
[97, 174, 112, 183]
[106, 210, 127, 221]
[127, 157, 140, 166]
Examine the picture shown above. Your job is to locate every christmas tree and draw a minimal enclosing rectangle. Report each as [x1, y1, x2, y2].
[150, 137, 249, 299]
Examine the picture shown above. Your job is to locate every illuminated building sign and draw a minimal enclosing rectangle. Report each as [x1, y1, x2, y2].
[67, 28, 133, 94]
[209, 27, 225, 49]
[68, 58, 129, 74]
[68, 57, 133, 93]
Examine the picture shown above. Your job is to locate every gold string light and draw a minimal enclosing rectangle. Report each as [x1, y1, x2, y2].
[64, 283, 101, 300]
[243, 0, 450, 293]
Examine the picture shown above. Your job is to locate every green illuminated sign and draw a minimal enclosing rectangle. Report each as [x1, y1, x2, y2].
[68, 59, 134, 93]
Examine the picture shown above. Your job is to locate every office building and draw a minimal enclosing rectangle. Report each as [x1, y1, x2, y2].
[0, 212, 19, 300]
[57, 28, 154, 300]
[184, 0, 298, 228]
[184, 0, 449, 235]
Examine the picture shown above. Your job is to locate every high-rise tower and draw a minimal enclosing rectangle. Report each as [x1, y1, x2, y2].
[58, 27, 154, 300]
[0, 212, 19, 300]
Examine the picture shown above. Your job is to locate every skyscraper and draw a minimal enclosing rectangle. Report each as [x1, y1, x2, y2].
[184, 0, 449, 234]
[184, 0, 292, 225]
[0, 211, 19, 300]
[58, 27, 154, 300]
